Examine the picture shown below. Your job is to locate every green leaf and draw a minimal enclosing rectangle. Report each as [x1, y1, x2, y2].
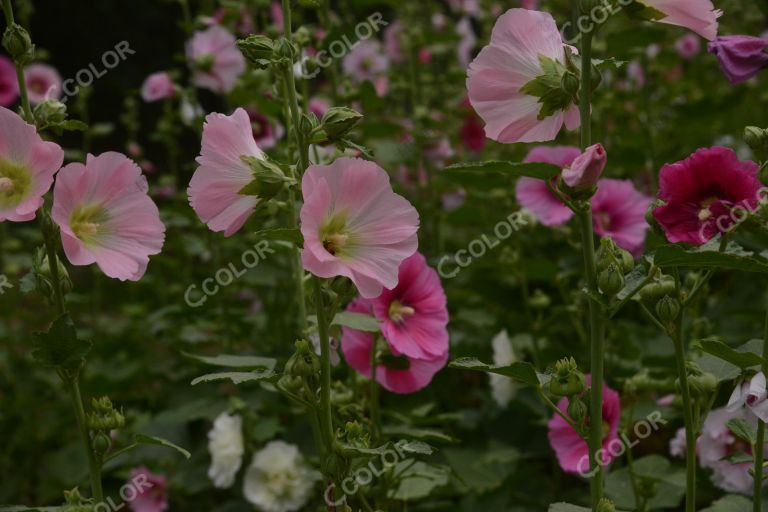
[135, 433, 191, 459]
[388, 460, 451, 500]
[444, 161, 561, 180]
[449, 357, 544, 386]
[31, 314, 92, 372]
[253, 228, 302, 245]
[605, 455, 684, 510]
[182, 352, 277, 370]
[381, 426, 457, 443]
[654, 242, 768, 274]
[727, 418, 757, 445]
[548, 504, 591, 512]
[592, 57, 625, 72]
[445, 444, 518, 493]
[331, 311, 380, 332]
[615, 265, 648, 301]
[697, 339, 765, 369]
[191, 368, 276, 386]
[700, 495, 753, 512]
[698, 339, 763, 382]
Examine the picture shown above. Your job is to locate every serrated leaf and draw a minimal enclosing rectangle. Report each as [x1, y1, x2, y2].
[697, 339, 765, 369]
[182, 352, 277, 369]
[135, 433, 191, 459]
[444, 161, 561, 180]
[727, 418, 757, 445]
[191, 369, 276, 386]
[332, 311, 380, 332]
[654, 242, 768, 273]
[449, 357, 544, 386]
[31, 314, 92, 371]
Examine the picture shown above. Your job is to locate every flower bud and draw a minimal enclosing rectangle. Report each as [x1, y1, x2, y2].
[276, 37, 296, 61]
[92, 431, 112, 457]
[2, 23, 34, 65]
[596, 498, 616, 512]
[321, 107, 363, 140]
[237, 35, 277, 69]
[567, 397, 588, 423]
[598, 264, 625, 296]
[656, 295, 681, 323]
[689, 372, 717, 398]
[562, 143, 607, 190]
[708, 36, 768, 85]
[744, 126, 768, 160]
[33, 100, 68, 128]
[239, 156, 293, 200]
[529, 289, 551, 309]
[561, 71, 580, 99]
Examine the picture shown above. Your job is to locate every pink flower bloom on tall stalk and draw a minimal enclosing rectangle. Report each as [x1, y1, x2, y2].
[189, 108, 265, 236]
[562, 143, 607, 190]
[592, 179, 651, 254]
[547, 376, 621, 475]
[300, 157, 419, 298]
[52, 152, 165, 281]
[384, 21, 404, 63]
[652, 147, 761, 246]
[341, 298, 448, 394]
[728, 372, 768, 421]
[128, 466, 169, 512]
[342, 40, 390, 96]
[467, 9, 580, 143]
[0, 56, 19, 106]
[0, 106, 64, 222]
[308, 97, 331, 119]
[186, 25, 246, 94]
[515, 146, 581, 226]
[141, 72, 177, 102]
[24, 63, 62, 104]
[634, 0, 721, 41]
[459, 114, 485, 152]
[367, 252, 449, 359]
[457, 17, 477, 67]
[708, 35, 768, 84]
[676, 33, 702, 59]
[244, 108, 284, 150]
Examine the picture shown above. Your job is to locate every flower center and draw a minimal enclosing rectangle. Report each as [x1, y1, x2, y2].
[388, 300, 415, 322]
[698, 196, 718, 222]
[0, 158, 32, 209]
[320, 211, 354, 257]
[70, 204, 110, 245]
[595, 211, 612, 232]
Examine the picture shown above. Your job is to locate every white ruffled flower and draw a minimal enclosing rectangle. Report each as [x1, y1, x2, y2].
[490, 330, 517, 407]
[207, 412, 245, 489]
[243, 440, 320, 512]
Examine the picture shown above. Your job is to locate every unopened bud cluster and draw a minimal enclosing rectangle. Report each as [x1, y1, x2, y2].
[596, 238, 634, 297]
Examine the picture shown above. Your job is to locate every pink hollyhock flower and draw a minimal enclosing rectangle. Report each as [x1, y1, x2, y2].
[271, 2, 284, 33]
[424, 138, 454, 166]
[467, 9, 580, 144]
[140, 72, 177, 102]
[562, 143, 607, 190]
[515, 146, 581, 226]
[547, 376, 621, 475]
[459, 114, 486, 153]
[592, 179, 652, 254]
[189, 108, 265, 236]
[384, 21, 404, 63]
[244, 108, 284, 150]
[456, 17, 477, 67]
[676, 33, 702, 59]
[652, 147, 761, 246]
[308, 97, 331, 119]
[366, 252, 449, 360]
[300, 157, 419, 298]
[52, 152, 165, 281]
[186, 25, 246, 94]
[341, 298, 448, 394]
[0, 106, 64, 222]
[342, 40, 389, 90]
[635, 0, 721, 41]
[24, 63, 62, 104]
[708, 35, 768, 85]
[128, 466, 169, 512]
[728, 372, 768, 421]
[0, 55, 19, 106]
[442, 189, 466, 212]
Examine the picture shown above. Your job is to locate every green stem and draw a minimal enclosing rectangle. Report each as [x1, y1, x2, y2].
[66, 376, 103, 502]
[670, 308, 696, 512]
[754, 305, 768, 512]
[313, 278, 334, 450]
[2, 0, 32, 122]
[369, 341, 380, 439]
[41, 217, 66, 316]
[579, 29, 592, 151]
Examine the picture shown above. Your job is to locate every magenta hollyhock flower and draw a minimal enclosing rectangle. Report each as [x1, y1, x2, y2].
[459, 114, 485, 153]
[140, 72, 177, 103]
[189, 108, 265, 236]
[245, 107, 284, 150]
[562, 143, 607, 190]
[467, 8, 579, 144]
[708, 35, 768, 85]
[592, 179, 652, 254]
[52, 152, 165, 281]
[635, 0, 721, 41]
[300, 157, 419, 299]
[0, 55, 19, 106]
[515, 146, 581, 226]
[365, 252, 449, 360]
[341, 298, 448, 394]
[676, 33, 702, 59]
[24, 63, 62, 104]
[0, 106, 64, 222]
[186, 25, 246, 94]
[128, 466, 169, 512]
[547, 376, 621, 475]
[652, 147, 761, 246]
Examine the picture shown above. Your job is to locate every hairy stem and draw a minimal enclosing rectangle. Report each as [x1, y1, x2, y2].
[66, 376, 103, 503]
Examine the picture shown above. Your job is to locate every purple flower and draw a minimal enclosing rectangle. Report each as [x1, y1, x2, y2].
[708, 35, 768, 84]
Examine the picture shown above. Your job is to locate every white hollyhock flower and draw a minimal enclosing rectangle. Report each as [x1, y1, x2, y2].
[490, 330, 517, 407]
[207, 412, 245, 489]
[728, 372, 768, 421]
[243, 440, 320, 512]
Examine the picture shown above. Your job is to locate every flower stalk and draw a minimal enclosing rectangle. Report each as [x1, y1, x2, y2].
[754, 304, 768, 512]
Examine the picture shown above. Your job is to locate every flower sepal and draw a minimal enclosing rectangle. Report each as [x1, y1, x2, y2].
[519, 55, 577, 121]
[239, 155, 295, 200]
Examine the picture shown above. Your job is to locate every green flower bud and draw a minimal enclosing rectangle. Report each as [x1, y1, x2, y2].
[596, 498, 616, 512]
[689, 372, 717, 398]
[567, 397, 588, 423]
[744, 126, 768, 157]
[237, 35, 277, 69]
[276, 37, 296, 61]
[639, 282, 663, 301]
[2, 23, 34, 65]
[92, 432, 112, 457]
[656, 295, 681, 323]
[618, 249, 635, 274]
[294, 26, 313, 46]
[561, 71, 580, 99]
[277, 374, 304, 393]
[529, 289, 551, 309]
[598, 264, 625, 296]
[550, 372, 585, 397]
[34, 99, 68, 127]
[321, 107, 363, 140]
[658, 275, 676, 296]
[555, 357, 578, 378]
[238, 156, 293, 200]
